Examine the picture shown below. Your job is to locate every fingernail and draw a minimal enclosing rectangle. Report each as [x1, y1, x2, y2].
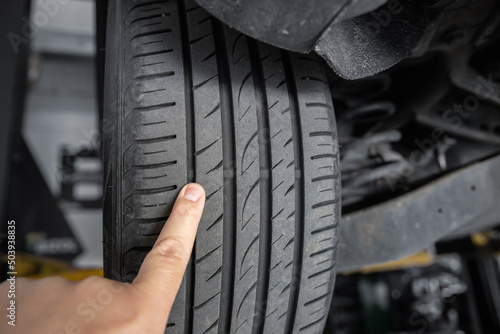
[184, 184, 203, 202]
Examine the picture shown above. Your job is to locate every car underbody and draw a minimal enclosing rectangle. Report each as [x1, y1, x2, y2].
[94, 0, 500, 270]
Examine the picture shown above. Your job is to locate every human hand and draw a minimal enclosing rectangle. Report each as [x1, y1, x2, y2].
[0, 183, 205, 334]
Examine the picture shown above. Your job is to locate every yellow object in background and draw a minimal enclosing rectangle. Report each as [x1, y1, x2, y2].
[3, 252, 102, 282]
[359, 250, 434, 274]
[342, 250, 434, 275]
[471, 232, 491, 247]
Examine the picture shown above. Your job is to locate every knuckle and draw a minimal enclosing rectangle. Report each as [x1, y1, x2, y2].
[121, 301, 142, 325]
[29, 276, 73, 294]
[118, 292, 143, 316]
[40, 276, 70, 286]
[75, 276, 104, 295]
[96, 294, 143, 331]
[153, 237, 189, 262]
[174, 203, 201, 220]
[80, 275, 103, 287]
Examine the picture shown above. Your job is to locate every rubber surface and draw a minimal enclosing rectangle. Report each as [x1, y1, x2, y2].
[103, 1, 341, 333]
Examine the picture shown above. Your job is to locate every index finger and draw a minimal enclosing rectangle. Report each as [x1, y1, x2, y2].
[132, 183, 205, 317]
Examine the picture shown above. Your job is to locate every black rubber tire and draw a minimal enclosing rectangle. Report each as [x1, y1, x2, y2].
[103, 0, 341, 333]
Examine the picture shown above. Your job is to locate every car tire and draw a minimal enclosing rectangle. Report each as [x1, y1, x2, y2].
[103, 0, 341, 333]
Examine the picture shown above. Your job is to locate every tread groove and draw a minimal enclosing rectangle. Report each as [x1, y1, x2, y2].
[207, 214, 223, 231]
[206, 266, 223, 283]
[204, 103, 220, 118]
[202, 50, 216, 62]
[133, 102, 176, 112]
[311, 153, 335, 160]
[128, 1, 166, 14]
[130, 28, 172, 42]
[213, 20, 236, 334]
[178, 1, 196, 332]
[130, 185, 177, 195]
[240, 131, 258, 171]
[127, 13, 171, 27]
[249, 35, 273, 334]
[195, 245, 222, 264]
[305, 102, 334, 110]
[190, 32, 214, 45]
[310, 247, 335, 258]
[194, 292, 221, 310]
[312, 199, 339, 209]
[131, 160, 177, 169]
[312, 175, 337, 183]
[311, 224, 337, 235]
[133, 70, 175, 81]
[206, 160, 223, 175]
[194, 74, 218, 89]
[240, 234, 260, 275]
[299, 315, 326, 331]
[308, 265, 335, 279]
[202, 319, 219, 334]
[130, 48, 174, 59]
[309, 131, 334, 137]
[133, 135, 176, 143]
[282, 50, 305, 334]
[195, 136, 222, 155]
[237, 282, 257, 318]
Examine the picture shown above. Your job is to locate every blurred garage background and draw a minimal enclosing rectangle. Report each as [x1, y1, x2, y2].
[1, 0, 102, 277]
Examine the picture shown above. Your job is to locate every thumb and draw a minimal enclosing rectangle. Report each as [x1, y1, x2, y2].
[132, 183, 205, 318]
